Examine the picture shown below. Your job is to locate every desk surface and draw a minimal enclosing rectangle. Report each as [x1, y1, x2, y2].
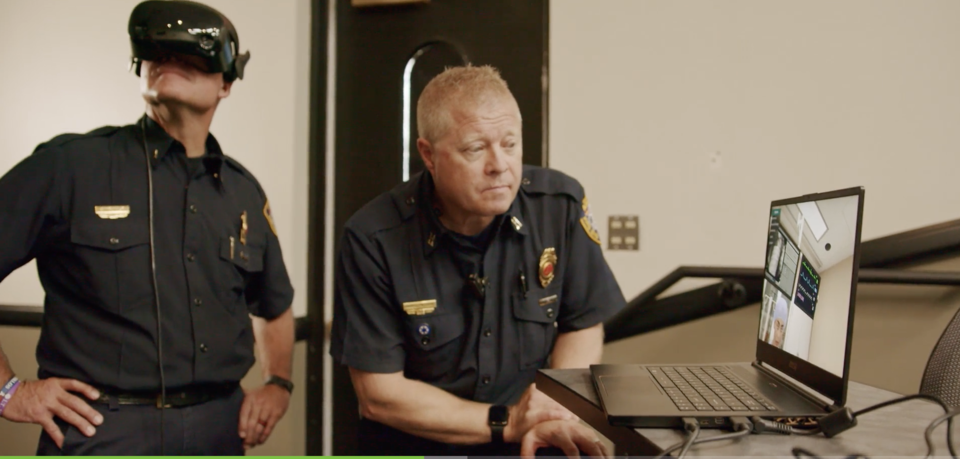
[537, 368, 958, 457]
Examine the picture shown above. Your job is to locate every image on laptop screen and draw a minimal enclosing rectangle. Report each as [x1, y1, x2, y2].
[758, 195, 860, 377]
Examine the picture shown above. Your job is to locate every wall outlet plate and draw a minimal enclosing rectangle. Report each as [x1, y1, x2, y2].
[608, 215, 639, 251]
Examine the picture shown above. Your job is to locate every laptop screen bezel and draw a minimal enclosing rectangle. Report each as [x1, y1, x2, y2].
[755, 186, 864, 407]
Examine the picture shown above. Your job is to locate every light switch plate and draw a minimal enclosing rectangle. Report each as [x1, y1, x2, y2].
[608, 215, 639, 251]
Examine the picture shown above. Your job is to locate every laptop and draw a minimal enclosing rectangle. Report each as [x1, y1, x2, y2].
[591, 186, 865, 429]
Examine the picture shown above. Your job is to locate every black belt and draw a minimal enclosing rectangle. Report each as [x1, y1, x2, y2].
[94, 383, 238, 409]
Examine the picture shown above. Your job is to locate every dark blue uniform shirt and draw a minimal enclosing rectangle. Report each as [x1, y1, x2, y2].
[0, 116, 294, 391]
[331, 165, 625, 453]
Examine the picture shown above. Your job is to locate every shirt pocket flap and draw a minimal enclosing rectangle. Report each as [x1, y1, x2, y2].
[70, 218, 149, 251]
[512, 285, 562, 324]
[408, 312, 464, 351]
[219, 236, 264, 272]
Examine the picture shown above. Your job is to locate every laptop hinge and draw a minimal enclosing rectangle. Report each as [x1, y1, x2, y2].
[751, 360, 837, 411]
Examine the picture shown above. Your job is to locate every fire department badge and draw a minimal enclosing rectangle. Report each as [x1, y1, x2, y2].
[539, 248, 557, 288]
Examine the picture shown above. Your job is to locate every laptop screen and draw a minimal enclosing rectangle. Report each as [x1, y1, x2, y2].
[757, 189, 863, 392]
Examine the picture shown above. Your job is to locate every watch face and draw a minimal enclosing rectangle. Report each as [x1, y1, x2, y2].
[489, 405, 509, 425]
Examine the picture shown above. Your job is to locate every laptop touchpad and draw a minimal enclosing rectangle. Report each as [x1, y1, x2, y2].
[599, 375, 662, 401]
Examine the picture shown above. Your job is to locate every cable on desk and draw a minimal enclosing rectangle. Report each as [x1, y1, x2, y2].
[651, 417, 699, 459]
[855, 393, 953, 417]
[790, 396, 959, 459]
[923, 407, 960, 459]
[791, 447, 869, 459]
[852, 393, 955, 458]
[654, 417, 752, 459]
[686, 423, 751, 447]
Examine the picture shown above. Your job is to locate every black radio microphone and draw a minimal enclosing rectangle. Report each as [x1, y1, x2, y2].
[467, 273, 487, 300]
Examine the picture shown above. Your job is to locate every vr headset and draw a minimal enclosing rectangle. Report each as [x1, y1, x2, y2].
[128, 0, 251, 82]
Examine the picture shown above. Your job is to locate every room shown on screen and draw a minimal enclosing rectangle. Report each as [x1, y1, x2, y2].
[757, 195, 860, 377]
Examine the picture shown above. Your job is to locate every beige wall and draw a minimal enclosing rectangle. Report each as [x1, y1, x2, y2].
[550, 0, 960, 298]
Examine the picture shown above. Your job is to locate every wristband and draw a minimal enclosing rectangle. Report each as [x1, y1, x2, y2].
[0, 376, 19, 397]
[0, 377, 22, 417]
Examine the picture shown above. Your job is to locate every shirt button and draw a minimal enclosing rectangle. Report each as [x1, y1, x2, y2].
[546, 308, 555, 319]
[482, 376, 491, 385]
[189, 204, 198, 214]
[194, 298, 202, 306]
[186, 253, 196, 262]
[199, 343, 208, 353]
[483, 328, 492, 338]
[405, 196, 416, 205]
[109, 237, 119, 245]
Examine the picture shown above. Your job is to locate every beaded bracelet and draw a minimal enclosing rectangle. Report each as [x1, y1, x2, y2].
[0, 376, 22, 417]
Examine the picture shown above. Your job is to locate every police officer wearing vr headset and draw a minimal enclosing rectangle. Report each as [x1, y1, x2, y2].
[0, 1, 295, 454]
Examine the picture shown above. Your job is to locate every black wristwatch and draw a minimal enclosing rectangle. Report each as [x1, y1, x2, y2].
[488, 405, 509, 445]
[266, 375, 294, 394]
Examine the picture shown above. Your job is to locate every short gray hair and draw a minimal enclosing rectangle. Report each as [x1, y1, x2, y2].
[416, 64, 516, 143]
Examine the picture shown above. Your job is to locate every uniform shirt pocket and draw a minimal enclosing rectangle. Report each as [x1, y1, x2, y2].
[512, 284, 562, 370]
[71, 218, 150, 251]
[217, 236, 265, 315]
[219, 236, 265, 273]
[69, 218, 151, 314]
[403, 312, 465, 382]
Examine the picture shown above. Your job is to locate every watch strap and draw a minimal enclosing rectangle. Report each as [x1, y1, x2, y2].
[488, 404, 509, 444]
[266, 375, 294, 394]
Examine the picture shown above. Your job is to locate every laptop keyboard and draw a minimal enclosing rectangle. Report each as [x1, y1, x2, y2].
[648, 366, 778, 412]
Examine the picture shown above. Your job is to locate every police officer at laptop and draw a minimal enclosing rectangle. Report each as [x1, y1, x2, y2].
[0, 1, 295, 454]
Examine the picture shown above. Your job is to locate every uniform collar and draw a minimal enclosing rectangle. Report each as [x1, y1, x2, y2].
[412, 172, 528, 257]
[139, 115, 225, 181]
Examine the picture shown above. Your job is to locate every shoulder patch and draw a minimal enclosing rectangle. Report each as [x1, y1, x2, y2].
[579, 196, 602, 245]
[264, 198, 278, 236]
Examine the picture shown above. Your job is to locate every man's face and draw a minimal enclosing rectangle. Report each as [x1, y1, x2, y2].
[140, 52, 230, 110]
[772, 318, 786, 348]
[419, 94, 523, 220]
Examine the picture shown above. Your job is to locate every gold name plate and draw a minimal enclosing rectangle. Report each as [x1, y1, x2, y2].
[402, 299, 437, 316]
[95, 205, 130, 219]
[538, 295, 558, 307]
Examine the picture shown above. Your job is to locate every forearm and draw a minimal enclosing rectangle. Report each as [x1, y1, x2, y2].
[550, 322, 605, 369]
[253, 308, 294, 380]
[351, 369, 492, 445]
[0, 342, 14, 383]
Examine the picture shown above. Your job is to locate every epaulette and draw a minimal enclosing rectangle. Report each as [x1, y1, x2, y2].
[32, 126, 121, 154]
[521, 165, 602, 245]
[222, 155, 266, 198]
[223, 155, 280, 236]
[519, 165, 585, 202]
[390, 174, 424, 221]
